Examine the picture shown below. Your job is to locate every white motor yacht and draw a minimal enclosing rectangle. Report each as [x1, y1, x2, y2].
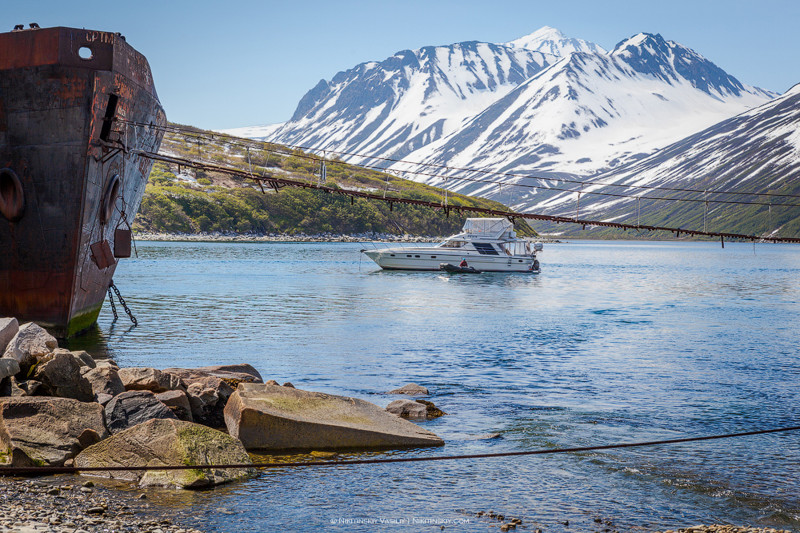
[361, 218, 542, 272]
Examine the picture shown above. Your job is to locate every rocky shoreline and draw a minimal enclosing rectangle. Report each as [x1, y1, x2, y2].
[0, 317, 447, 531]
[133, 231, 562, 244]
[133, 231, 441, 243]
[0, 318, 791, 533]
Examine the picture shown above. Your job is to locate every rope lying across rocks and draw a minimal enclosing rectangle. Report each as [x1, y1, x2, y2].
[2, 424, 798, 476]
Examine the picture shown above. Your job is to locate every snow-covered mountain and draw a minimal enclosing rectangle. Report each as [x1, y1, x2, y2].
[401, 32, 775, 197]
[227, 39, 555, 161]
[524, 83, 800, 237]
[225, 27, 777, 213]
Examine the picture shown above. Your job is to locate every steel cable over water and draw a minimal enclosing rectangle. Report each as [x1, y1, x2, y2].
[119, 120, 800, 202]
[1, 425, 798, 476]
[117, 120, 800, 243]
[131, 150, 800, 244]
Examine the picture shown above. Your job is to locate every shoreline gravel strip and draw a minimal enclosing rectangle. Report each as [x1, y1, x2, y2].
[0, 476, 203, 533]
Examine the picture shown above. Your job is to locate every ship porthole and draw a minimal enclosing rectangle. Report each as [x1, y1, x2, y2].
[78, 46, 93, 60]
[100, 174, 120, 225]
[0, 168, 25, 222]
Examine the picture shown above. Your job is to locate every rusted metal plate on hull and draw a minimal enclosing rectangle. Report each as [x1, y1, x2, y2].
[0, 26, 165, 337]
[0, 27, 113, 72]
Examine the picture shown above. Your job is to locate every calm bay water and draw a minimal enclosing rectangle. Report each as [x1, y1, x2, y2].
[67, 240, 800, 532]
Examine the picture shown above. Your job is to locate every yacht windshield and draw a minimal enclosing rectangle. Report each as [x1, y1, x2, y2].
[439, 240, 466, 248]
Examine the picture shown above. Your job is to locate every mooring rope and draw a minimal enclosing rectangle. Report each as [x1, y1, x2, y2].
[1, 424, 797, 476]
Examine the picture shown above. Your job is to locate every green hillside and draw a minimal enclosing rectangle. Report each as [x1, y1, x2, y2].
[134, 125, 536, 238]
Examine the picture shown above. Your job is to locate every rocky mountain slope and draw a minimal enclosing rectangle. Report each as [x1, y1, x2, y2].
[405, 32, 774, 189]
[228, 28, 773, 183]
[530, 83, 800, 238]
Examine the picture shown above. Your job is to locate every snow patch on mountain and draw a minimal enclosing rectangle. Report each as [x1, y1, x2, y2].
[221, 122, 284, 140]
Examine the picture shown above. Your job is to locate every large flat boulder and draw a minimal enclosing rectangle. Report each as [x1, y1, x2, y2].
[118, 367, 184, 393]
[75, 418, 255, 489]
[105, 390, 178, 434]
[2, 322, 57, 376]
[32, 351, 94, 401]
[0, 397, 108, 467]
[0, 318, 19, 354]
[224, 383, 444, 451]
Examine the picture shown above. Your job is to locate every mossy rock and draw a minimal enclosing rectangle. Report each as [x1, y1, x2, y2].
[75, 418, 254, 489]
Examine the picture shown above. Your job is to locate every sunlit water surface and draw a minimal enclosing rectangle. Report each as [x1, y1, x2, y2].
[66, 240, 800, 532]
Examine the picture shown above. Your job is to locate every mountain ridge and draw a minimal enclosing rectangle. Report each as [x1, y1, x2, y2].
[221, 27, 793, 236]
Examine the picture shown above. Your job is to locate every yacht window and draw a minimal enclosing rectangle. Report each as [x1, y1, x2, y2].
[415, 255, 420, 258]
[473, 242, 499, 255]
[440, 240, 466, 248]
[390, 254, 395, 257]
[430, 256, 436, 258]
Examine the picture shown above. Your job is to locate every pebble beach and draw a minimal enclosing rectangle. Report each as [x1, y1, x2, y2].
[0, 477, 202, 533]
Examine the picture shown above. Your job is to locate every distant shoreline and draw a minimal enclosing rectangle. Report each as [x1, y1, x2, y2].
[133, 232, 442, 243]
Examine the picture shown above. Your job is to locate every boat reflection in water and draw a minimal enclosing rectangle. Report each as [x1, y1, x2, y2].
[361, 218, 542, 273]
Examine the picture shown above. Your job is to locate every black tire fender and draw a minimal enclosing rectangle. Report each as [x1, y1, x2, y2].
[100, 174, 121, 225]
[0, 168, 25, 222]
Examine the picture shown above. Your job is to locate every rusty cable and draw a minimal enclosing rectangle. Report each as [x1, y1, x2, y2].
[1, 424, 798, 476]
[118, 120, 800, 202]
[131, 150, 800, 244]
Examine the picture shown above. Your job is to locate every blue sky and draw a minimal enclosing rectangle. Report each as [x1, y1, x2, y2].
[5, 1, 798, 130]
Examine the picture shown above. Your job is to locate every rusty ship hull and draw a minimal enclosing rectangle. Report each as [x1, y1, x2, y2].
[0, 26, 165, 337]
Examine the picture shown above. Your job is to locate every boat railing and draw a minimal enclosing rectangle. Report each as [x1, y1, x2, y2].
[358, 240, 418, 251]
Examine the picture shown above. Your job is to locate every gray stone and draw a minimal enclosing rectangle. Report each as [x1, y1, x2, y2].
[156, 390, 193, 422]
[415, 399, 446, 419]
[0, 317, 19, 354]
[94, 358, 119, 369]
[162, 366, 263, 427]
[118, 367, 184, 393]
[32, 351, 94, 401]
[386, 383, 429, 395]
[162, 364, 263, 385]
[104, 390, 178, 434]
[96, 393, 114, 405]
[185, 382, 221, 427]
[2, 322, 58, 376]
[224, 383, 444, 451]
[386, 399, 428, 419]
[51, 348, 96, 369]
[0, 358, 20, 381]
[83, 366, 126, 397]
[0, 396, 108, 466]
[75, 418, 255, 489]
